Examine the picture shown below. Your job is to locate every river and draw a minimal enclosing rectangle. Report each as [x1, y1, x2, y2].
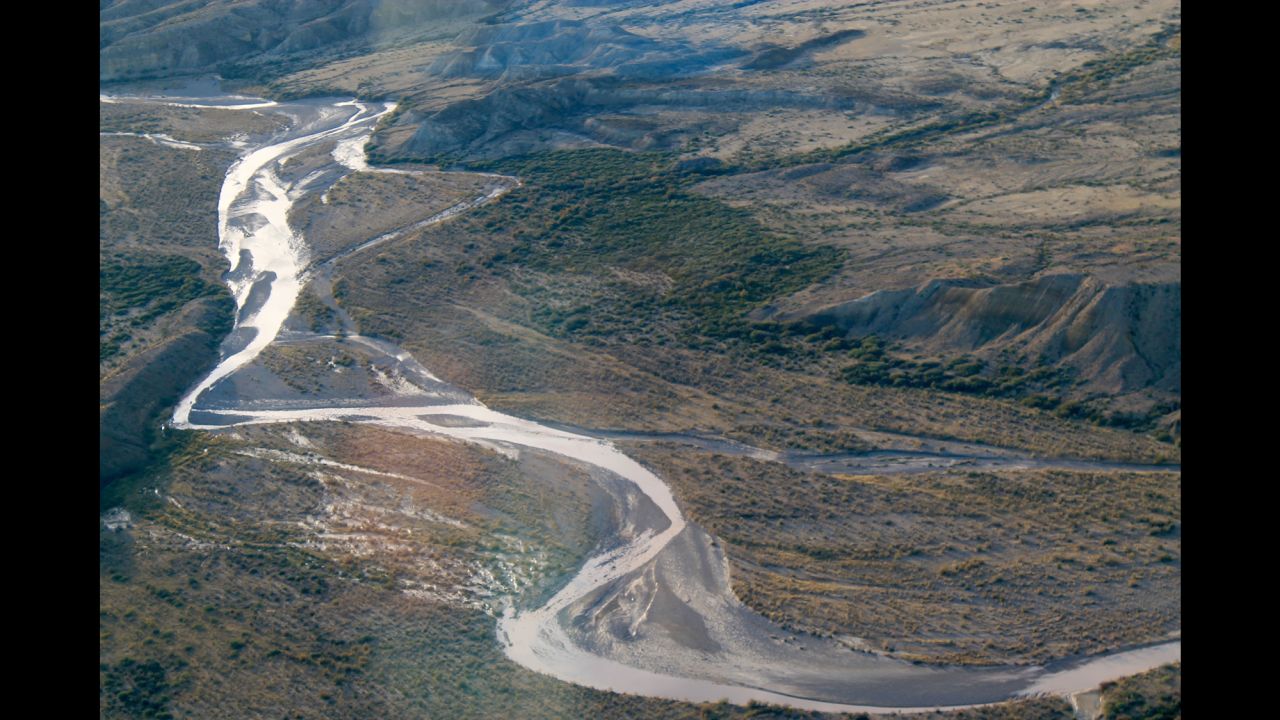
[103, 89, 1179, 713]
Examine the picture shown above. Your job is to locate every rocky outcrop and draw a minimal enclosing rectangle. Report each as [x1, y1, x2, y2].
[801, 274, 1180, 395]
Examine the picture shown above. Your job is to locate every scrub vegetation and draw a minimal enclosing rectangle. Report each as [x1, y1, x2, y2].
[479, 149, 844, 343]
[630, 444, 1180, 666]
[100, 253, 231, 362]
[1099, 663, 1181, 720]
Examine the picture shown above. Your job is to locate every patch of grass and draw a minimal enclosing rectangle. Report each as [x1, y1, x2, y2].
[101, 657, 180, 719]
[1099, 663, 1180, 720]
[99, 103, 287, 143]
[100, 253, 230, 361]
[1054, 28, 1181, 105]
[99, 135, 238, 374]
[100, 429, 204, 515]
[630, 444, 1181, 666]
[465, 149, 843, 344]
[741, 24, 1180, 172]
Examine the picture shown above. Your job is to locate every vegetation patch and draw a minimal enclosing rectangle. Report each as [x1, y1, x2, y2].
[744, 24, 1182, 172]
[100, 253, 231, 361]
[101, 657, 181, 719]
[630, 444, 1180, 666]
[1099, 663, 1180, 720]
[463, 149, 844, 344]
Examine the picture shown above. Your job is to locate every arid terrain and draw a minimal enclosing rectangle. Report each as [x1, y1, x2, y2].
[102, 1, 1180, 717]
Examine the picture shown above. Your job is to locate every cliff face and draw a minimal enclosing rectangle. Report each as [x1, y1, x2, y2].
[805, 274, 1180, 396]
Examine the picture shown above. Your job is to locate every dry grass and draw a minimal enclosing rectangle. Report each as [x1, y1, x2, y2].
[99, 134, 235, 366]
[628, 443, 1180, 666]
[1099, 663, 1180, 720]
[288, 165, 496, 262]
[100, 102, 287, 143]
